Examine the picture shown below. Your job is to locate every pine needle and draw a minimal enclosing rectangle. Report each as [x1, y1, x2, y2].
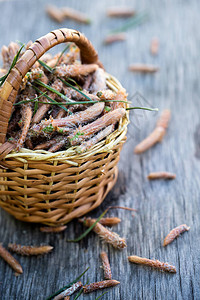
[0, 44, 25, 87]
[73, 288, 84, 299]
[105, 106, 111, 112]
[45, 267, 89, 300]
[73, 279, 89, 300]
[35, 79, 73, 102]
[38, 59, 53, 73]
[95, 291, 109, 299]
[54, 43, 71, 67]
[14, 97, 131, 107]
[111, 12, 148, 34]
[68, 77, 82, 90]
[58, 77, 93, 102]
[126, 107, 158, 112]
[13, 92, 47, 106]
[33, 100, 39, 116]
[16, 40, 24, 47]
[32, 85, 69, 113]
[67, 208, 109, 242]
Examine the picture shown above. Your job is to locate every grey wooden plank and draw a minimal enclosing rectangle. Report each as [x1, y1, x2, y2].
[0, 0, 200, 299]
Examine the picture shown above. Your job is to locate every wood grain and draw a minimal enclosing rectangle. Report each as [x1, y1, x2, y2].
[0, 0, 200, 299]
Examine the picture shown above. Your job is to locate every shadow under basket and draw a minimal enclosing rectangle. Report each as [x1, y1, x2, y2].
[0, 28, 129, 226]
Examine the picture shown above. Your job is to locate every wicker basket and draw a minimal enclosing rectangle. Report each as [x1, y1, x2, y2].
[0, 28, 129, 226]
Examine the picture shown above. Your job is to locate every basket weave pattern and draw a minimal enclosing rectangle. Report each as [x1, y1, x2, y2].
[0, 29, 128, 225]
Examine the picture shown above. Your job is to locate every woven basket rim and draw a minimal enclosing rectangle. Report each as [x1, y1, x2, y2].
[2, 73, 129, 166]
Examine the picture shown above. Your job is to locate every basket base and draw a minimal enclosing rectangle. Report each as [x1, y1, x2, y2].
[0, 167, 118, 226]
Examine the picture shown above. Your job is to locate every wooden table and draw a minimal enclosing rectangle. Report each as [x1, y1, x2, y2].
[0, 0, 200, 299]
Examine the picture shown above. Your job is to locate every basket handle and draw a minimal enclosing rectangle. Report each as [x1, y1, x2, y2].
[0, 28, 102, 144]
